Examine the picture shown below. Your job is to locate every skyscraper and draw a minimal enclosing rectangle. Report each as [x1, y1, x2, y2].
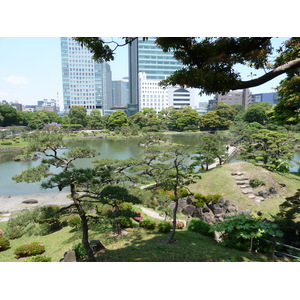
[61, 37, 112, 114]
[129, 37, 182, 114]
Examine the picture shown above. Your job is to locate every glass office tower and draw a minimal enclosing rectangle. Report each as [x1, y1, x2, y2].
[138, 37, 182, 80]
[61, 37, 103, 114]
[128, 37, 182, 114]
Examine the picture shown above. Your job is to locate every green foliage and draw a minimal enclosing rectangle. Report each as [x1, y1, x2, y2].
[115, 216, 133, 229]
[14, 242, 45, 258]
[74, 243, 87, 260]
[240, 129, 294, 170]
[107, 110, 128, 130]
[192, 193, 222, 208]
[158, 221, 172, 233]
[139, 219, 156, 230]
[187, 218, 212, 236]
[0, 236, 10, 251]
[211, 214, 283, 252]
[68, 215, 81, 229]
[0, 141, 12, 145]
[23, 255, 52, 262]
[274, 189, 300, 246]
[68, 106, 87, 127]
[249, 178, 266, 188]
[244, 102, 272, 125]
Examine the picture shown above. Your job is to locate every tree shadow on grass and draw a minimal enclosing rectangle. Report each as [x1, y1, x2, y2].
[96, 228, 272, 262]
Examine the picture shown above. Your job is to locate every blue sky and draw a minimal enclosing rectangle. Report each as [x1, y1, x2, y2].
[0, 37, 288, 108]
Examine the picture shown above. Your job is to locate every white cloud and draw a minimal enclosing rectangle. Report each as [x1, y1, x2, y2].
[3, 75, 29, 86]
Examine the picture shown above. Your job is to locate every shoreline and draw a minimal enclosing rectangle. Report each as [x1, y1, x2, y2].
[0, 191, 72, 215]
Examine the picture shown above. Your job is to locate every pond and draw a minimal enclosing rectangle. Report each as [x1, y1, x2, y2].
[0, 133, 298, 195]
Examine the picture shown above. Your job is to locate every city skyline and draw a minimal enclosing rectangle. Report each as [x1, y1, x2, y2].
[0, 37, 288, 109]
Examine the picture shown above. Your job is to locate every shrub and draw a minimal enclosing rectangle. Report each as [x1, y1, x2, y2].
[67, 215, 81, 228]
[117, 216, 133, 229]
[211, 214, 283, 252]
[249, 178, 266, 188]
[133, 211, 144, 222]
[23, 255, 51, 262]
[176, 221, 185, 229]
[193, 193, 222, 208]
[188, 218, 212, 236]
[1, 141, 12, 145]
[158, 221, 172, 233]
[74, 243, 87, 260]
[14, 242, 45, 258]
[0, 236, 10, 251]
[139, 219, 156, 230]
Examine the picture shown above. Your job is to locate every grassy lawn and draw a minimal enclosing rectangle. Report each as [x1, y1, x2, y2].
[0, 220, 274, 262]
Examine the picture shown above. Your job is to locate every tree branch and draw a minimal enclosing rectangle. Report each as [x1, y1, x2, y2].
[234, 58, 300, 90]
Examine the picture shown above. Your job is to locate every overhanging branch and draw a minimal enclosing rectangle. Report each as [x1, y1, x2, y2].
[234, 58, 300, 90]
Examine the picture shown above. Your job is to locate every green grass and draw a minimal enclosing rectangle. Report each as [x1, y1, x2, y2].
[189, 161, 300, 218]
[0, 216, 278, 262]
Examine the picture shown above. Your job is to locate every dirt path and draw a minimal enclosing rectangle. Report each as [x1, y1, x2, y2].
[140, 207, 187, 226]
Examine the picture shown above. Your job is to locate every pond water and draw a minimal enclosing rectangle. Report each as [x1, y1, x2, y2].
[0, 134, 298, 195]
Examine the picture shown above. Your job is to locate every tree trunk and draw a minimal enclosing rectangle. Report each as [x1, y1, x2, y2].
[70, 184, 96, 262]
[75, 201, 96, 262]
[166, 198, 178, 244]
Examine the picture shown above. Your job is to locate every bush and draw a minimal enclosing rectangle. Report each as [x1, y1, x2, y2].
[0, 236, 10, 251]
[188, 218, 212, 236]
[176, 221, 185, 229]
[133, 211, 144, 222]
[1, 141, 12, 145]
[249, 178, 266, 188]
[14, 242, 45, 258]
[158, 221, 172, 233]
[23, 255, 51, 262]
[67, 215, 81, 228]
[74, 243, 87, 260]
[192, 193, 222, 208]
[117, 216, 133, 229]
[139, 219, 156, 230]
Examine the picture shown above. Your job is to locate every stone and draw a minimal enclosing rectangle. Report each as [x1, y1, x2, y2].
[181, 205, 196, 216]
[231, 172, 238, 175]
[236, 181, 247, 185]
[214, 231, 224, 243]
[257, 191, 269, 198]
[22, 199, 38, 204]
[225, 200, 230, 207]
[60, 250, 76, 262]
[268, 187, 277, 194]
[217, 197, 225, 206]
[248, 195, 256, 199]
[90, 240, 105, 254]
[186, 196, 194, 205]
[235, 177, 249, 181]
[279, 183, 286, 187]
[242, 190, 254, 194]
[255, 197, 265, 202]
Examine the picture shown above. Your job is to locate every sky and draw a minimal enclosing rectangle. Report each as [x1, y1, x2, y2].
[0, 37, 289, 109]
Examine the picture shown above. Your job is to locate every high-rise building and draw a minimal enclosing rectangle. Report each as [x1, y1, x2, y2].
[112, 78, 129, 107]
[129, 37, 183, 114]
[61, 37, 112, 114]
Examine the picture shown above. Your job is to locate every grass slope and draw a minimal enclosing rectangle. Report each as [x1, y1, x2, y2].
[189, 161, 300, 218]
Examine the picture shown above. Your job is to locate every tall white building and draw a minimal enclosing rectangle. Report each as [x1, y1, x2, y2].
[61, 37, 112, 114]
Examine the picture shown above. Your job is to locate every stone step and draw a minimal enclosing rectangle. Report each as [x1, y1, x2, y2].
[235, 178, 249, 181]
[237, 181, 248, 185]
[242, 189, 254, 194]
